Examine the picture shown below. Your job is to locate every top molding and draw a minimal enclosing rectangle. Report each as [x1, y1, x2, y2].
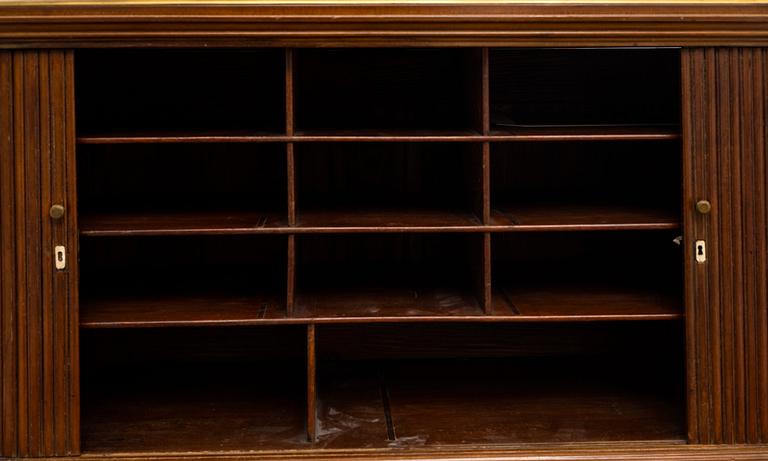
[0, 2, 767, 48]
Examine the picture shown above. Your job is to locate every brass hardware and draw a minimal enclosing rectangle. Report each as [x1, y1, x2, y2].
[49, 204, 65, 220]
[696, 200, 712, 215]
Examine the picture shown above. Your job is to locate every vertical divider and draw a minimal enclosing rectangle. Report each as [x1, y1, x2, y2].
[286, 48, 294, 138]
[286, 48, 296, 226]
[481, 47, 491, 223]
[287, 235, 296, 317]
[482, 47, 491, 138]
[482, 233, 492, 314]
[306, 323, 317, 443]
[285, 49, 297, 316]
[481, 48, 493, 314]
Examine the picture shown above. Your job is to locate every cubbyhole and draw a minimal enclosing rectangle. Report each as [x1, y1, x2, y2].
[313, 322, 685, 446]
[295, 49, 481, 133]
[76, 49, 286, 135]
[490, 141, 681, 229]
[81, 326, 308, 452]
[294, 234, 484, 319]
[492, 231, 683, 319]
[490, 48, 680, 130]
[77, 143, 287, 234]
[79, 235, 288, 328]
[295, 143, 483, 228]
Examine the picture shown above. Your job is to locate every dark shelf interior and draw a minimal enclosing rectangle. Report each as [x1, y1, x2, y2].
[76, 49, 286, 136]
[77, 143, 287, 223]
[81, 323, 685, 453]
[315, 322, 685, 446]
[294, 234, 484, 318]
[489, 48, 680, 128]
[295, 142, 483, 228]
[295, 48, 481, 132]
[74, 45, 687, 453]
[490, 141, 681, 229]
[382, 357, 684, 444]
[492, 231, 683, 319]
[79, 235, 288, 328]
[81, 327, 309, 453]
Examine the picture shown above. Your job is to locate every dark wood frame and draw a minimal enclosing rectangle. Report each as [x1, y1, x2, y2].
[0, 3, 767, 460]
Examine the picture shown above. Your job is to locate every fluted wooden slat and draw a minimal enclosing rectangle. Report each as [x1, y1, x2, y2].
[683, 47, 768, 445]
[0, 50, 78, 457]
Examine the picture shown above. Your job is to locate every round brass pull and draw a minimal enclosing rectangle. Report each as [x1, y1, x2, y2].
[49, 204, 65, 220]
[696, 200, 712, 215]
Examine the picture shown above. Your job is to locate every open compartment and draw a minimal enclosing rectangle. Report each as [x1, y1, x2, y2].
[490, 140, 681, 229]
[76, 49, 286, 136]
[81, 326, 309, 453]
[79, 235, 288, 328]
[77, 143, 287, 235]
[314, 322, 685, 447]
[295, 143, 483, 229]
[294, 48, 481, 133]
[489, 48, 680, 132]
[294, 233, 484, 319]
[492, 230, 683, 320]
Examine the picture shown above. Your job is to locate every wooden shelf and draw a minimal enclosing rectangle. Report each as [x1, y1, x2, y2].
[81, 364, 308, 453]
[80, 294, 286, 328]
[490, 204, 680, 231]
[79, 208, 678, 235]
[492, 284, 682, 321]
[77, 130, 289, 144]
[489, 125, 680, 141]
[383, 359, 685, 445]
[79, 287, 680, 327]
[77, 127, 678, 145]
[294, 288, 483, 322]
[295, 209, 482, 232]
[79, 211, 287, 236]
[293, 129, 484, 141]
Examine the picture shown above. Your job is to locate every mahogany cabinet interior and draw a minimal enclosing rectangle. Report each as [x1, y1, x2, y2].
[0, 2, 768, 461]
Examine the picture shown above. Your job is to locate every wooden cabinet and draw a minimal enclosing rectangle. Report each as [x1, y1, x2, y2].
[0, 3, 767, 460]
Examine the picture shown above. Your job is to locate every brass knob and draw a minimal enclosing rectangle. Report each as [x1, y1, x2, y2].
[696, 200, 712, 215]
[49, 204, 65, 220]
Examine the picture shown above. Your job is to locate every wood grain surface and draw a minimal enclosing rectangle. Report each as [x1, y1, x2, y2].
[682, 48, 768, 444]
[0, 50, 78, 457]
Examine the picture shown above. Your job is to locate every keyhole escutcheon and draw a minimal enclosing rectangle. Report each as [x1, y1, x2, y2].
[695, 240, 706, 263]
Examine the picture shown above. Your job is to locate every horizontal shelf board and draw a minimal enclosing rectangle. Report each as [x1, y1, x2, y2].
[77, 130, 288, 144]
[294, 288, 484, 320]
[489, 125, 680, 141]
[79, 212, 288, 236]
[80, 208, 678, 236]
[81, 290, 680, 329]
[292, 129, 485, 141]
[490, 205, 680, 231]
[80, 294, 286, 328]
[296, 209, 482, 230]
[493, 284, 682, 321]
[77, 127, 680, 144]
